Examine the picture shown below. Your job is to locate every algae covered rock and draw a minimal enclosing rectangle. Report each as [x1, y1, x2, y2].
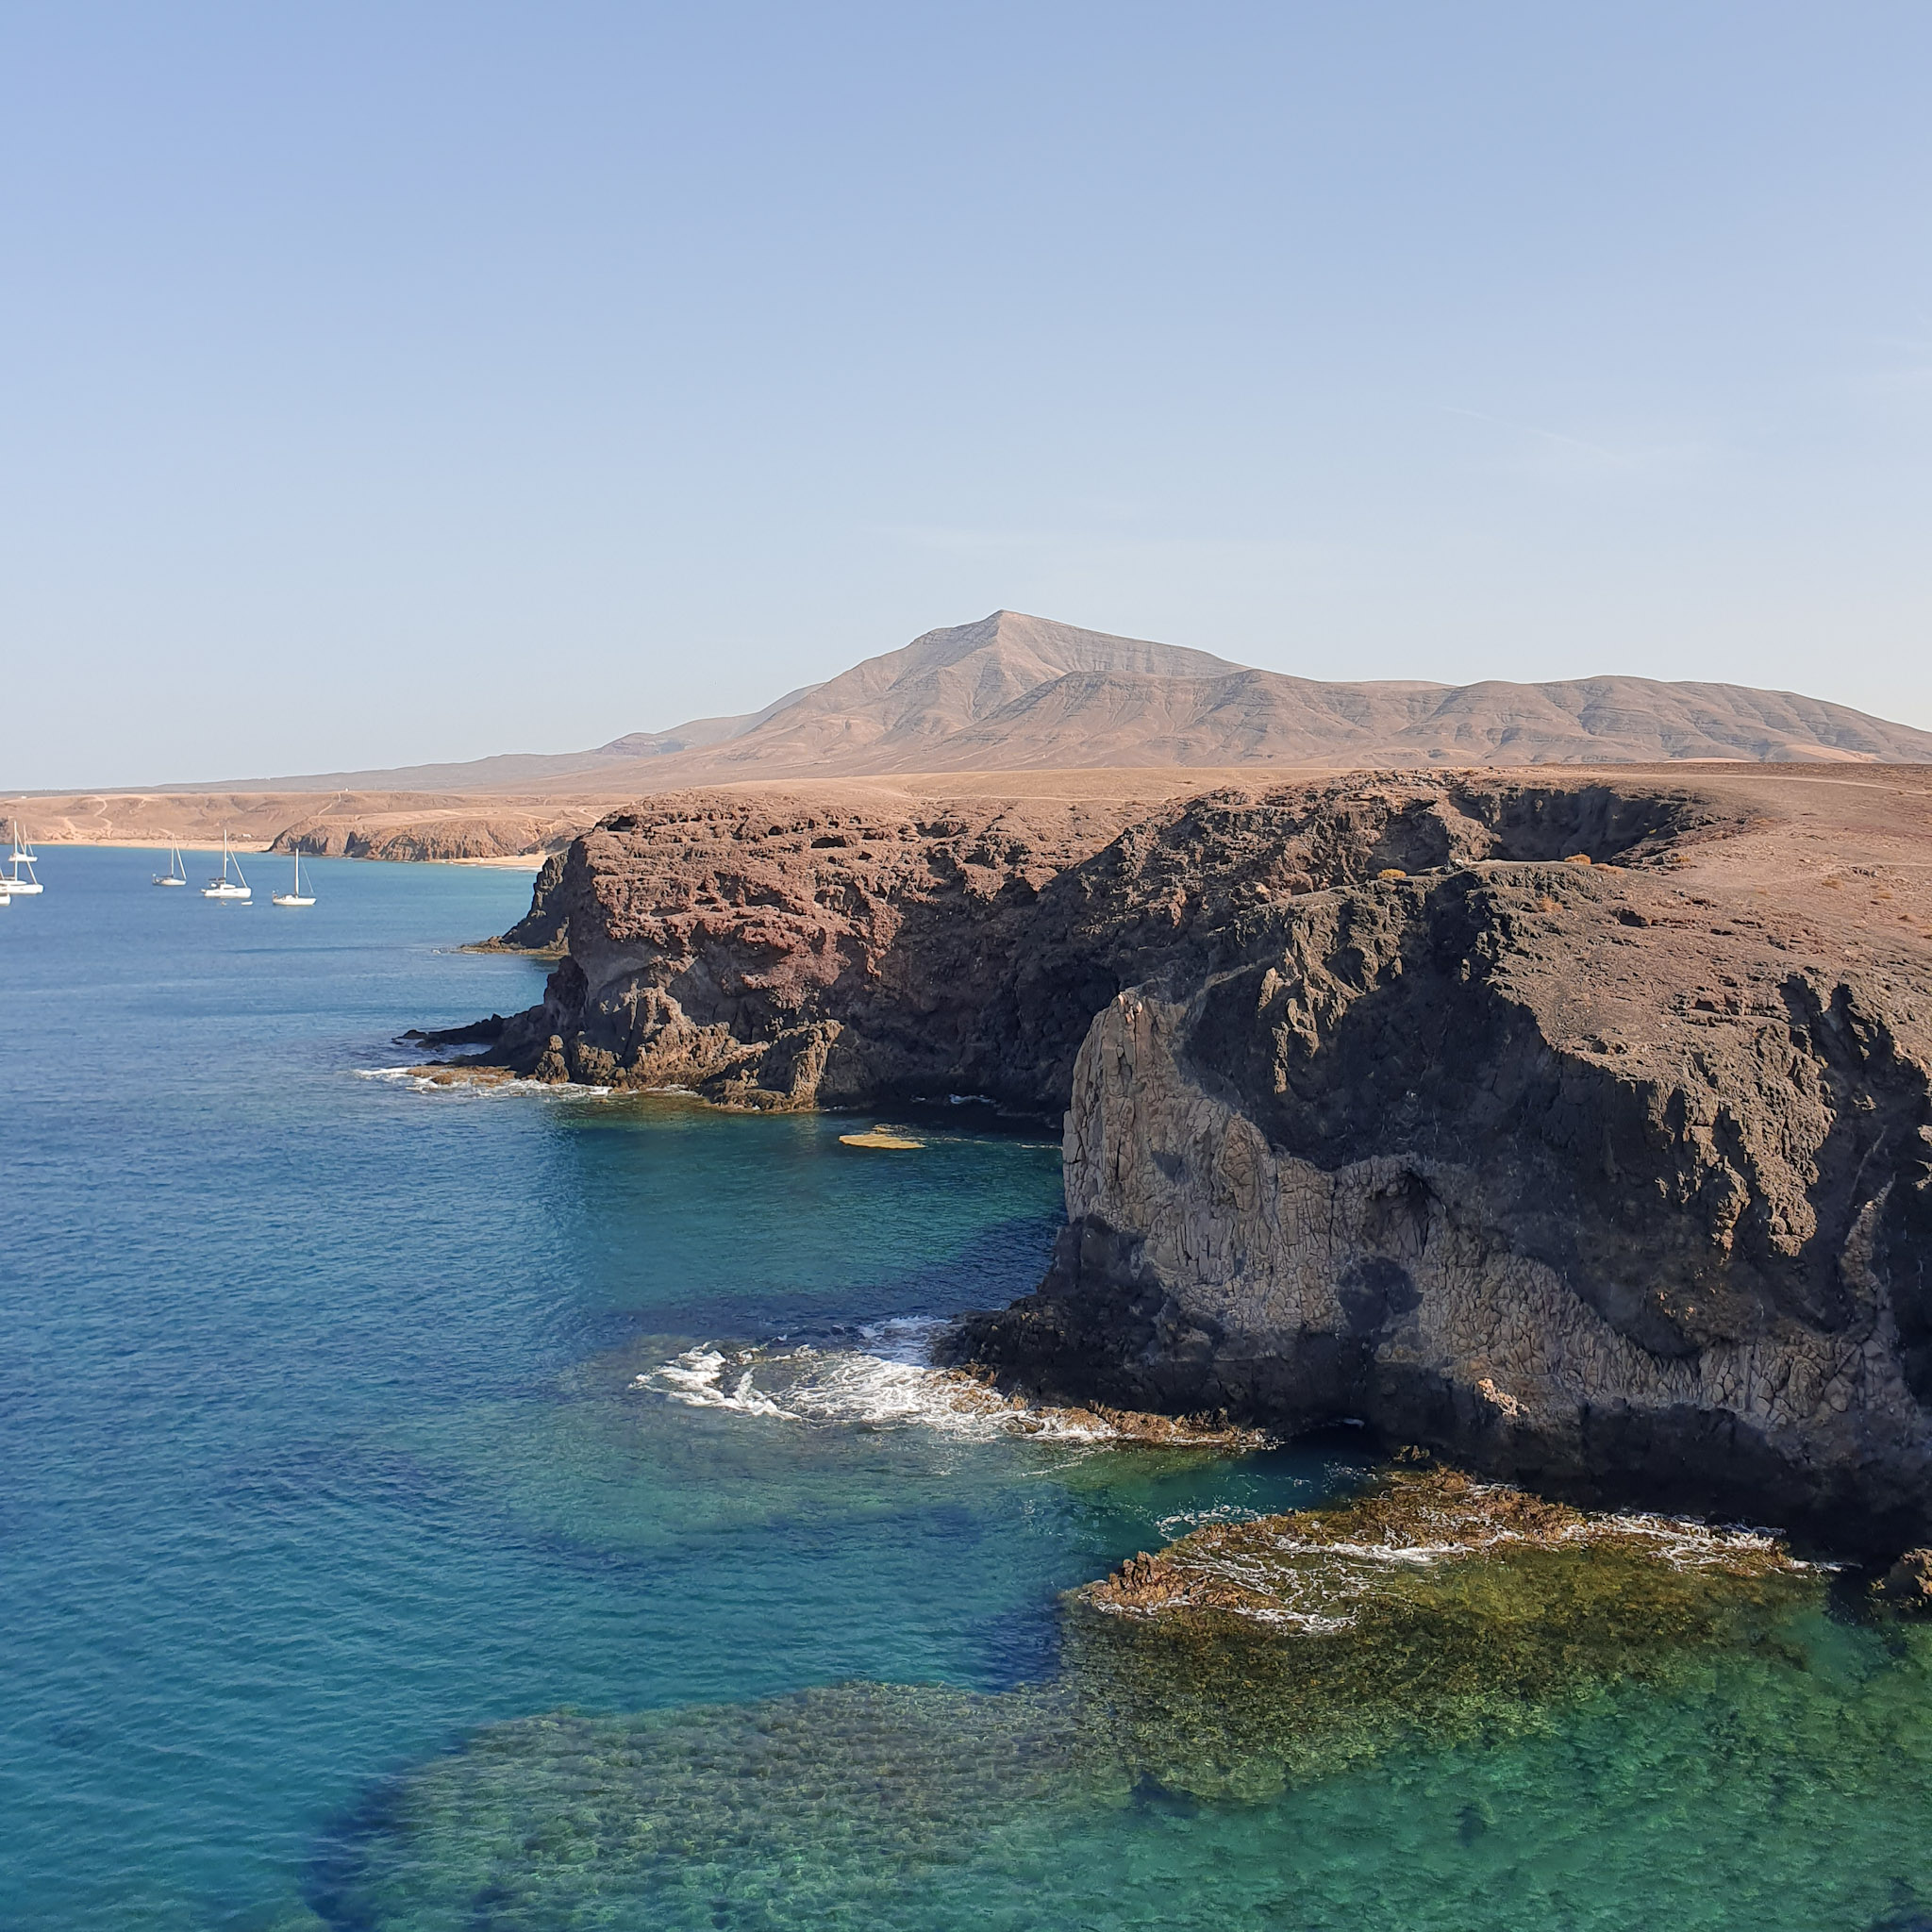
[317, 1682, 1094, 1931]
[318, 1470, 1840, 1925]
[1882, 1548, 1932, 1610]
[1059, 1467, 1821, 1802]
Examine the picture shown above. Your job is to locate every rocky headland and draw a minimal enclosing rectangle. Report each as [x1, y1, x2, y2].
[437, 763, 1932, 1555]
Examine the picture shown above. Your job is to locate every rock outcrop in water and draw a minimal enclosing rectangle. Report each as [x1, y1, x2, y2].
[1082, 1465, 1807, 1624]
[319, 1474, 1840, 1925]
[1884, 1550, 1932, 1608]
[448, 766, 1932, 1551]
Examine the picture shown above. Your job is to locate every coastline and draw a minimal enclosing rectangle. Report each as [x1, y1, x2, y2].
[25, 834, 277, 853]
[14, 835, 544, 867]
[446, 762, 1932, 1558]
[14, 836, 1932, 1927]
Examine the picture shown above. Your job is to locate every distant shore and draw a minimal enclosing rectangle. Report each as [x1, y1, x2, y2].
[34, 835, 277, 853]
[0, 789, 605, 865]
[20, 835, 545, 868]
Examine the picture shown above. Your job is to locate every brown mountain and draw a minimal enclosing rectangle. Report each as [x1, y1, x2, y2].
[138, 609, 1932, 796]
[667, 610, 1931, 774]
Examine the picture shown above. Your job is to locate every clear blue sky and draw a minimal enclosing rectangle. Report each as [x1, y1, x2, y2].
[3, 2, 1928, 786]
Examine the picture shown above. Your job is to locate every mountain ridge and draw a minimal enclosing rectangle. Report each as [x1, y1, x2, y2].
[102, 609, 1932, 793]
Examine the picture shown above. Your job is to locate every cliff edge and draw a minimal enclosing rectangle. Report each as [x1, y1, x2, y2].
[450, 766, 1932, 1550]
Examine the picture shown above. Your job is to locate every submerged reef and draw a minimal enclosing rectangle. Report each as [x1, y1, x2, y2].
[1083, 1465, 1803, 1625]
[313, 1471, 1897, 1929]
[1067, 1467, 1817, 1802]
[1063, 1467, 1819, 1802]
[316, 1682, 1087, 1931]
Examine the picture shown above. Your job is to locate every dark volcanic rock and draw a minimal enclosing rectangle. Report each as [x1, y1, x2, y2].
[950, 894, 1932, 1553]
[461, 766, 1932, 1552]
[1882, 1550, 1932, 1609]
[475, 775, 1728, 1109]
[491, 853, 570, 952]
[403, 1013, 508, 1047]
[474, 787, 1147, 1106]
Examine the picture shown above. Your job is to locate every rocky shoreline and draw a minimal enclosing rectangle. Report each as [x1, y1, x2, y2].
[325, 1449, 1908, 1926]
[428, 765, 1932, 1557]
[1079, 1464, 1812, 1625]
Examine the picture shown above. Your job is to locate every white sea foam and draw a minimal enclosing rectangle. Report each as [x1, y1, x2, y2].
[1155, 1503, 1267, 1539]
[1247, 1511, 1809, 1576]
[633, 1327, 1121, 1441]
[353, 1067, 614, 1099]
[1551, 1510, 1809, 1569]
[647, 1347, 791, 1418]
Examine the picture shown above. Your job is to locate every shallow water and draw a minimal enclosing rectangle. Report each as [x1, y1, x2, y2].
[2, 849, 1928, 1929]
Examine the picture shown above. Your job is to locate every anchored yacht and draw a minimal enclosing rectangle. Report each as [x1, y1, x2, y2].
[203, 830, 251, 901]
[5, 822, 43, 895]
[271, 851, 316, 907]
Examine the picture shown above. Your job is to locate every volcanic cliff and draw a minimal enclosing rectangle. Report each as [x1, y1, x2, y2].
[446, 766, 1932, 1552]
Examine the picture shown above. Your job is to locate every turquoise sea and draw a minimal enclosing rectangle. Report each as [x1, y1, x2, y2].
[3, 848, 1929, 1930]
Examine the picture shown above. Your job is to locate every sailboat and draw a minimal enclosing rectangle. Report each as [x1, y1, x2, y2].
[153, 837, 189, 887]
[272, 850, 316, 908]
[203, 829, 251, 901]
[5, 821, 43, 894]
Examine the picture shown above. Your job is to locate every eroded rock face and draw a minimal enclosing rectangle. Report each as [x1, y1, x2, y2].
[458, 767, 1932, 1547]
[494, 851, 569, 951]
[952, 860, 1932, 1552]
[476, 788, 1155, 1106]
[474, 775, 1727, 1108]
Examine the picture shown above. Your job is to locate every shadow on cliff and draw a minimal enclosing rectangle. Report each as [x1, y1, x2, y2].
[953, 862, 1932, 1555]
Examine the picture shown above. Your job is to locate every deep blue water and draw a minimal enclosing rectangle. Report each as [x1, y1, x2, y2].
[3, 848, 1929, 1931]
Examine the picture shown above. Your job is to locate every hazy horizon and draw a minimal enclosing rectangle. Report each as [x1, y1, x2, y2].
[14, 604, 1932, 796]
[4, 4, 1929, 789]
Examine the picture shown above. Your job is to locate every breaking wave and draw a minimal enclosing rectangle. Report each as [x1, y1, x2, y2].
[635, 1323, 1126, 1443]
[354, 1066, 614, 1099]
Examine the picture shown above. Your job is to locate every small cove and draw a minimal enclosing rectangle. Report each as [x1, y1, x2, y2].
[2, 849, 1928, 1929]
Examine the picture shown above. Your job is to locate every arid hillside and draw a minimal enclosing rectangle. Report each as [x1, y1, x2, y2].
[14, 611, 1930, 858]
[631, 612, 1932, 780]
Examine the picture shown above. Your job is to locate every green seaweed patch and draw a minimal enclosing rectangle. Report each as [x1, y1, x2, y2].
[1061, 1468, 1822, 1800]
[315, 1473, 1840, 1925]
[319, 1682, 1097, 1930]
[1082, 1466, 1805, 1624]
